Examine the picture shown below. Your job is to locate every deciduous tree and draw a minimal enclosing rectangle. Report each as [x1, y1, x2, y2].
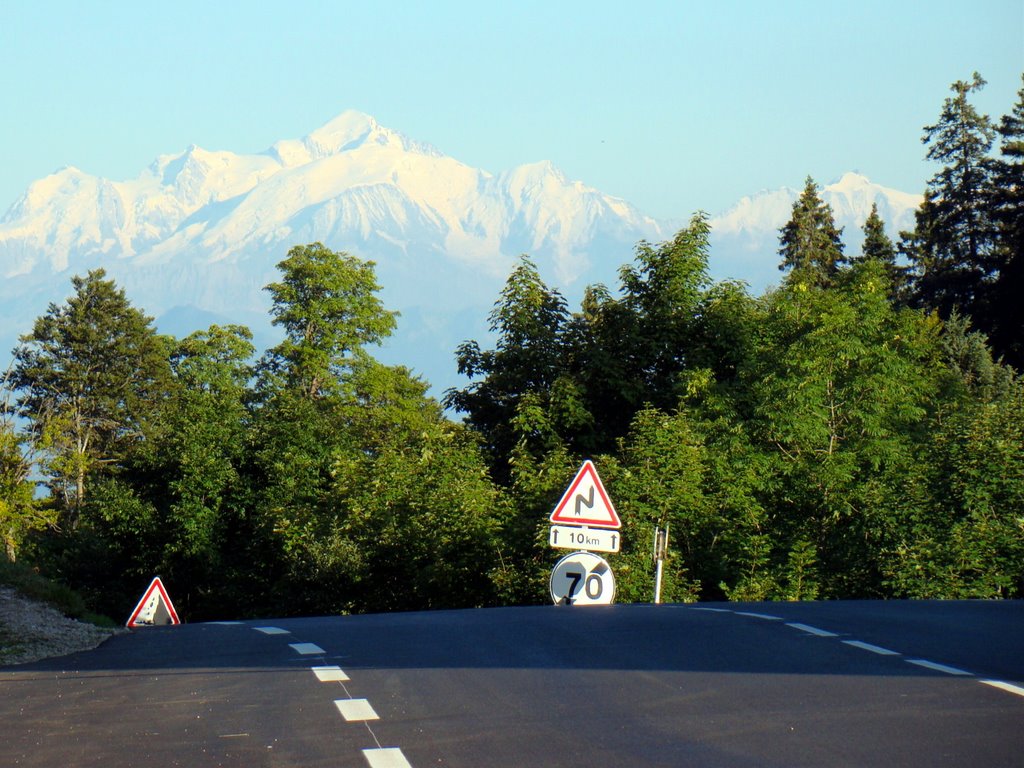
[12, 270, 172, 526]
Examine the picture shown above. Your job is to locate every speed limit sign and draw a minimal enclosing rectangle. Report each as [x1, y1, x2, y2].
[550, 551, 615, 605]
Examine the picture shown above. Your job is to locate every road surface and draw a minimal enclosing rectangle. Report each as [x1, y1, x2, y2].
[2, 601, 1022, 766]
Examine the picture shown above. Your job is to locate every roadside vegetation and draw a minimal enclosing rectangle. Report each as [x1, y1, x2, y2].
[0, 559, 116, 627]
[2, 73, 1022, 620]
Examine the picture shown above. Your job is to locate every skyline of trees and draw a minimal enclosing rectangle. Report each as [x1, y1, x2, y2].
[1, 72, 1021, 618]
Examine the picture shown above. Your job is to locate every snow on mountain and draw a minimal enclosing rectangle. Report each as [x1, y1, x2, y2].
[708, 172, 922, 290]
[0, 111, 663, 393]
[0, 109, 923, 394]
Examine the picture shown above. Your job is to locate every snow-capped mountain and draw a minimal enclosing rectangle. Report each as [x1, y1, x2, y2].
[0, 111, 922, 395]
[708, 172, 922, 289]
[0, 111, 663, 392]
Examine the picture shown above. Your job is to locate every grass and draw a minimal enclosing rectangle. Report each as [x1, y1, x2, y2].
[0, 558, 117, 628]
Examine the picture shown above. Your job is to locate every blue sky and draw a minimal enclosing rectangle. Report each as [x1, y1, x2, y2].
[1, 1, 1021, 221]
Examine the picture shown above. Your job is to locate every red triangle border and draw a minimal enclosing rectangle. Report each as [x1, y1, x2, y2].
[550, 460, 622, 529]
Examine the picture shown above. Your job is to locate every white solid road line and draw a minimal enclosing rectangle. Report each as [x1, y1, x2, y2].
[786, 622, 838, 637]
[362, 747, 414, 768]
[734, 611, 783, 621]
[906, 659, 972, 676]
[842, 639, 901, 656]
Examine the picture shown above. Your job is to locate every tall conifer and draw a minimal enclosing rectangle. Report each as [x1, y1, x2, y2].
[778, 176, 845, 287]
[904, 73, 997, 321]
[988, 75, 1024, 369]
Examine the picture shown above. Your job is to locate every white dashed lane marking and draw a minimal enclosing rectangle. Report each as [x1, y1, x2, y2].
[247, 627, 415, 764]
[312, 665, 351, 682]
[734, 611, 783, 621]
[289, 642, 326, 655]
[841, 639, 901, 656]
[786, 622, 838, 637]
[906, 659, 972, 676]
[363, 747, 414, 768]
[688, 606, 1024, 703]
[335, 698, 380, 722]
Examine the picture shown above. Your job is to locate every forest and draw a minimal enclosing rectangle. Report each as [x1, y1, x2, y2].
[1, 73, 1021, 621]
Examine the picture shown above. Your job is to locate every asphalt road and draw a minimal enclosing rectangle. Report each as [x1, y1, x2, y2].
[2, 601, 1022, 767]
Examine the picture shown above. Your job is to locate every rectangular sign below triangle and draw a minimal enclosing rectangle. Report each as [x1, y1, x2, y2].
[126, 576, 181, 628]
[550, 460, 622, 529]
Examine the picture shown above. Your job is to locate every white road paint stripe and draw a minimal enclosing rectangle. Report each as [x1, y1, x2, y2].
[312, 665, 350, 682]
[786, 622, 838, 637]
[289, 642, 325, 655]
[842, 639, 900, 656]
[979, 679, 1024, 698]
[906, 659, 972, 676]
[335, 698, 380, 721]
[362, 747, 413, 768]
[254, 626, 290, 635]
[735, 611, 783, 621]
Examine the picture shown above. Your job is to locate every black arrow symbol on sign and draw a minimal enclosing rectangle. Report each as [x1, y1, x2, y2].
[574, 487, 595, 516]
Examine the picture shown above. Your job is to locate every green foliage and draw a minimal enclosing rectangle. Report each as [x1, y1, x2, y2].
[613, 408, 706, 603]
[329, 363, 509, 611]
[887, 380, 1024, 598]
[0, 395, 53, 562]
[615, 213, 713, 410]
[856, 203, 905, 299]
[12, 269, 172, 526]
[445, 256, 573, 477]
[264, 243, 397, 399]
[745, 262, 940, 596]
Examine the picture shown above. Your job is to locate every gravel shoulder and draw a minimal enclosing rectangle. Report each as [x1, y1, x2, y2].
[0, 586, 120, 666]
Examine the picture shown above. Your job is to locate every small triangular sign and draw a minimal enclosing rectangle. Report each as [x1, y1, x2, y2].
[550, 460, 621, 529]
[126, 576, 181, 628]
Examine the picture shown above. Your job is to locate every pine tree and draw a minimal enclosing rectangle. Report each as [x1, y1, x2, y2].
[861, 203, 896, 263]
[988, 74, 1024, 370]
[904, 73, 998, 323]
[778, 176, 846, 287]
[857, 203, 904, 297]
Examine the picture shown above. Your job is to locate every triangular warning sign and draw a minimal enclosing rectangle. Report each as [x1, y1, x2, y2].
[550, 460, 621, 529]
[126, 576, 181, 628]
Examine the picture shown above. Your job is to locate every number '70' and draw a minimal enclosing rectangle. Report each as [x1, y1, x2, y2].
[564, 570, 603, 604]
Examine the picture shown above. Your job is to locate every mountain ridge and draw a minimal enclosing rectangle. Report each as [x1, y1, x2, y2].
[0, 112, 922, 393]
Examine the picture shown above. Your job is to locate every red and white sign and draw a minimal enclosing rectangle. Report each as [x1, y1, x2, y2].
[126, 576, 181, 628]
[549, 460, 621, 529]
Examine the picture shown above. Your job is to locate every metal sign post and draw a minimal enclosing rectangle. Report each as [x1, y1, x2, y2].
[653, 525, 669, 604]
